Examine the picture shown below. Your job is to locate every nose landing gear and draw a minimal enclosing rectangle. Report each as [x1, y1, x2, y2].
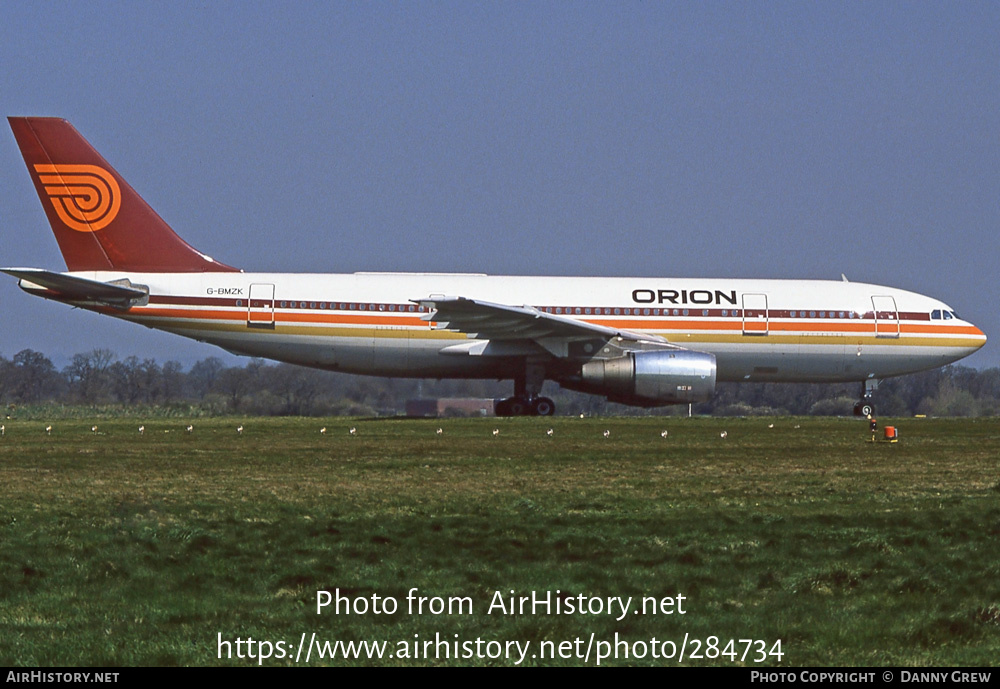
[853, 378, 879, 417]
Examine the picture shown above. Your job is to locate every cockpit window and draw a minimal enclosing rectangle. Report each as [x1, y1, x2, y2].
[933, 309, 960, 320]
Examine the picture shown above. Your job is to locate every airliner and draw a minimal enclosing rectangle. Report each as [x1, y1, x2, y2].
[4, 117, 987, 416]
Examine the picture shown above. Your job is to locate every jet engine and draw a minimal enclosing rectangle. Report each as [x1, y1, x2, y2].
[569, 349, 717, 407]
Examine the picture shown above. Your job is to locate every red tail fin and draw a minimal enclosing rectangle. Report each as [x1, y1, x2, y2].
[9, 117, 238, 273]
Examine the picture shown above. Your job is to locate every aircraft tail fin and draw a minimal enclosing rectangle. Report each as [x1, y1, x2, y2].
[8, 117, 238, 273]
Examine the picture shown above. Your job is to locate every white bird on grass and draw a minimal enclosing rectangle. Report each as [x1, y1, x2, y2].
[138, 425, 145, 435]
[45, 425, 52, 435]
[320, 427, 327, 434]
[661, 430, 669, 438]
[546, 428, 553, 437]
[186, 425, 194, 434]
[349, 427, 356, 436]
[237, 425, 244, 435]
[492, 428, 500, 437]
[603, 430, 611, 438]
[436, 428, 443, 435]
[91, 425, 98, 434]
[720, 431, 728, 439]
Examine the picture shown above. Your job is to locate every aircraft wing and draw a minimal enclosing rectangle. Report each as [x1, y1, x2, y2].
[414, 296, 667, 346]
[2, 268, 148, 307]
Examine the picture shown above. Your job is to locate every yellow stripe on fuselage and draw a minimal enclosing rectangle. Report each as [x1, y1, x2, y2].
[114, 304, 983, 349]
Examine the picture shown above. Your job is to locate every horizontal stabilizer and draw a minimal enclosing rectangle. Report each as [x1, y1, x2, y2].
[2, 268, 148, 307]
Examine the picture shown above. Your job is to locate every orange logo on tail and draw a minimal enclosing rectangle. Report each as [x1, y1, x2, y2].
[33, 164, 121, 232]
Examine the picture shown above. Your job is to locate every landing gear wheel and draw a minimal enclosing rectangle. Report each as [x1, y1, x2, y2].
[496, 396, 554, 416]
[531, 397, 555, 417]
[854, 401, 875, 417]
[508, 398, 530, 416]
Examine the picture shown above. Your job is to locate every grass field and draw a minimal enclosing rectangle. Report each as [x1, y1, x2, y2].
[1, 415, 999, 666]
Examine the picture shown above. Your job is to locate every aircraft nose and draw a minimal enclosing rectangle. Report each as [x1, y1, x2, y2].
[962, 321, 988, 352]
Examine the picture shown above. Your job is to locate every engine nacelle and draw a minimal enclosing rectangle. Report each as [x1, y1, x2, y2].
[576, 349, 717, 406]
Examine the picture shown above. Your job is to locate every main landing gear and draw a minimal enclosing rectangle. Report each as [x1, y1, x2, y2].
[853, 378, 879, 417]
[494, 361, 556, 417]
[495, 396, 556, 417]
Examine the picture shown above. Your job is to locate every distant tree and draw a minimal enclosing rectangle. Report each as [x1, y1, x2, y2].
[161, 361, 186, 402]
[138, 359, 162, 403]
[9, 349, 61, 403]
[64, 349, 117, 403]
[188, 357, 225, 400]
[263, 364, 322, 415]
[110, 356, 143, 404]
[6, 345, 1000, 417]
[214, 359, 265, 411]
[0, 354, 12, 402]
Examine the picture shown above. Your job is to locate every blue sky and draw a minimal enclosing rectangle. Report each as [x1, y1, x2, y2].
[1, 2, 998, 369]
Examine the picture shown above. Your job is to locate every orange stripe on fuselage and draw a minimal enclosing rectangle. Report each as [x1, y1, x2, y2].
[121, 304, 984, 342]
[134, 306, 428, 327]
[586, 318, 981, 337]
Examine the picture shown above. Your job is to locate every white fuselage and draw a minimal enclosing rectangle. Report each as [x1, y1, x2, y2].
[75, 271, 985, 385]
